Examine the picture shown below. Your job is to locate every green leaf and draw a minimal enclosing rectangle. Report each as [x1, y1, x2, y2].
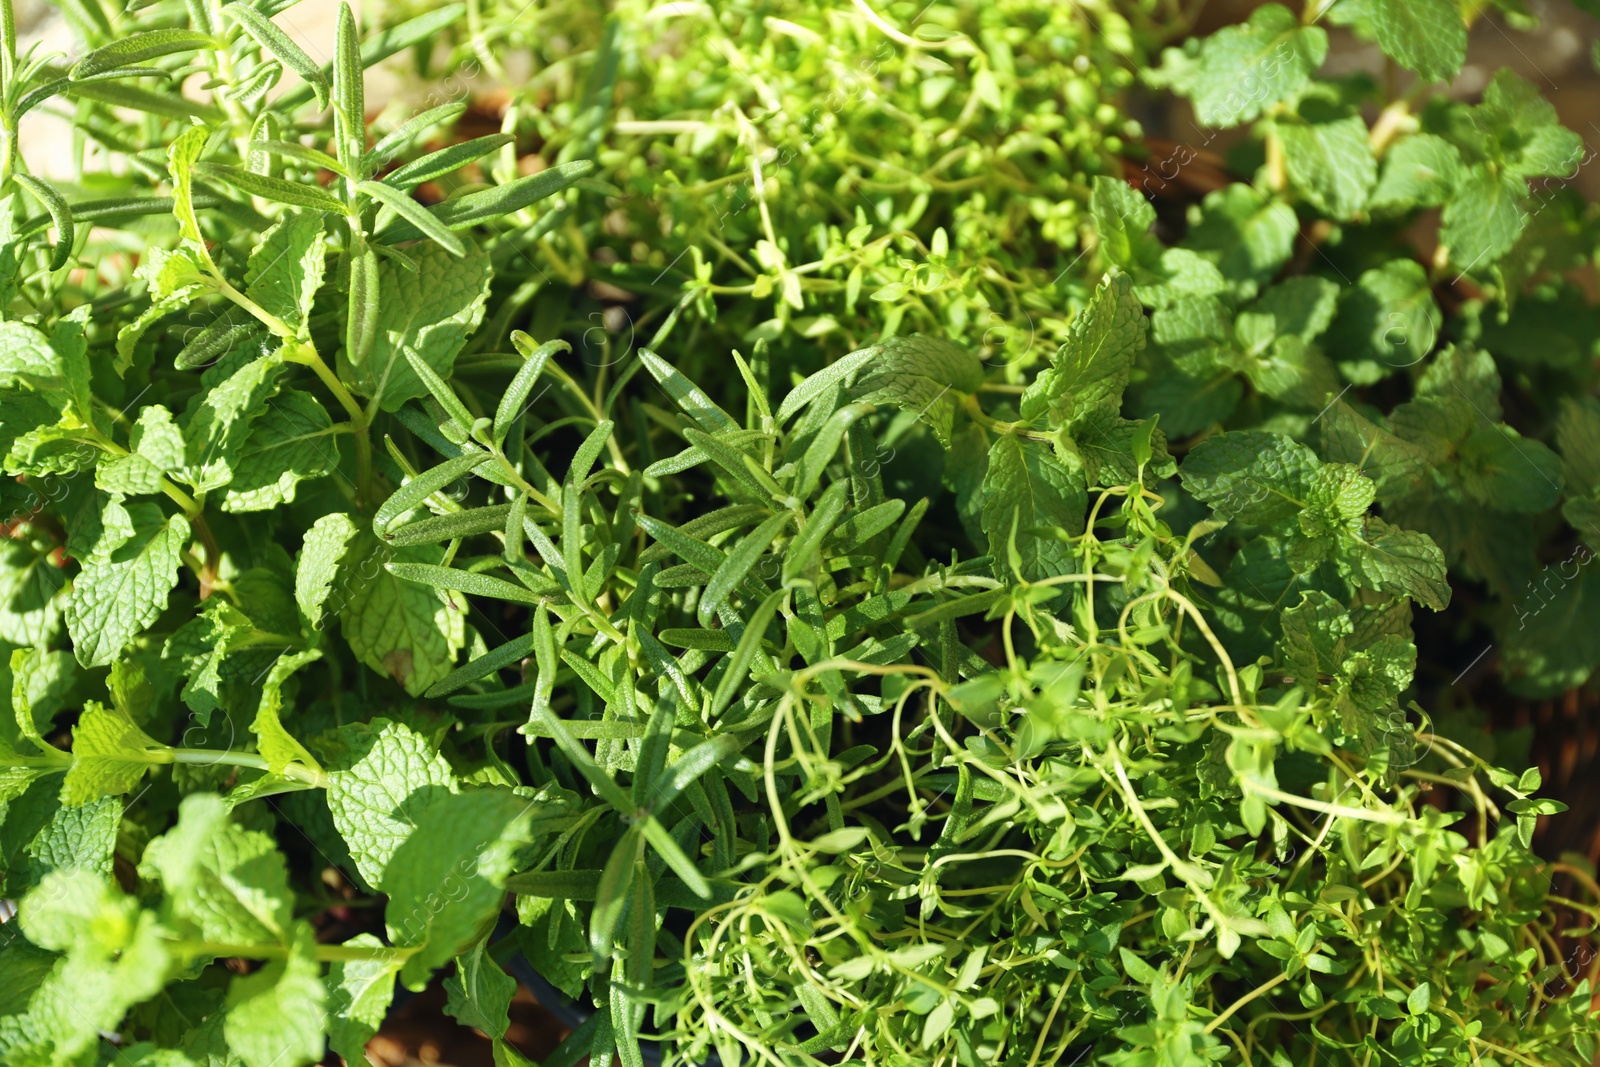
[373, 161, 596, 242]
[1185, 4, 1326, 127]
[326, 717, 457, 889]
[1369, 134, 1464, 210]
[222, 4, 330, 110]
[1182, 431, 1320, 526]
[1457, 425, 1563, 513]
[341, 241, 492, 412]
[1366, 0, 1465, 82]
[176, 346, 284, 493]
[1090, 176, 1159, 271]
[15, 176, 75, 272]
[1342, 518, 1451, 611]
[74, 28, 217, 78]
[981, 434, 1085, 582]
[358, 179, 466, 256]
[640, 348, 739, 432]
[295, 512, 360, 627]
[1277, 110, 1375, 220]
[60, 698, 164, 804]
[1441, 165, 1525, 274]
[195, 162, 347, 214]
[1184, 185, 1299, 296]
[0, 539, 67, 646]
[1020, 272, 1144, 426]
[224, 923, 328, 1067]
[251, 651, 323, 776]
[222, 390, 339, 512]
[847, 335, 985, 445]
[339, 535, 466, 696]
[1325, 260, 1440, 383]
[333, 1, 364, 162]
[326, 934, 403, 1066]
[244, 212, 326, 334]
[384, 788, 533, 988]
[141, 793, 295, 943]
[381, 134, 516, 190]
[444, 939, 516, 1040]
[63, 500, 190, 668]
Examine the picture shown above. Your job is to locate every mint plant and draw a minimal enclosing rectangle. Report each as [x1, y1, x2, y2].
[0, 1, 1597, 1067]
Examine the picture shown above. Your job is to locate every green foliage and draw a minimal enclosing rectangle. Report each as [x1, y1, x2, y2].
[0, 2, 1596, 1067]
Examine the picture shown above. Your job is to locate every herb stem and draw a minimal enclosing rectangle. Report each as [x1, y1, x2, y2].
[163, 747, 329, 789]
[1205, 970, 1290, 1034]
[172, 937, 416, 963]
[281, 340, 374, 506]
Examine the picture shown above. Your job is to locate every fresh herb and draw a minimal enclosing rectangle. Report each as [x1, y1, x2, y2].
[0, 2, 1596, 1067]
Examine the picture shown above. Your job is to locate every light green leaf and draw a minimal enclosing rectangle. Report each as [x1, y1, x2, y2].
[325, 934, 403, 1067]
[1342, 517, 1451, 610]
[1367, 0, 1465, 83]
[384, 788, 533, 988]
[222, 390, 339, 512]
[1020, 272, 1144, 426]
[1369, 133, 1464, 210]
[1278, 111, 1375, 220]
[64, 500, 190, 668]
[251, 650, 323, 777]
[224, 923, 327, 1067]
[0, 539, 66, 646]
[178, 350, 284, 493]
[295, 512, 360, 627]
[140, 793, 295, 944]
[325, 717, 457, 889]
[1187, 4, 1326, 127]
[1441, 165, 1525, 274]
[1090, 176, 1159, 270]
[244, 213, 327, 334]
[337, 534, 467, 695]
[1181, 431, 1320, 526]
[981, 434, 1085, 582]
[341, 241, 492, 412]
[444, 939, 516, 1039]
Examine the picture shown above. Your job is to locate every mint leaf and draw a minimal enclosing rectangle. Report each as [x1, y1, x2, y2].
[981, 434, 1084, 582]
[295, 511, 360, 627]
[1342, 518, 1451, 611]
[1021, 272, 1144, 425]
[1184, 4, 1327, 127]
[1184, 185, 1299, 296]
[1457, 425, 1563, 513]
[384, 788, 533, 989]
[1366, 0, 1466, 83]
[222, 390, 339, 512]
[443, 939, 516, 1039]
[337, 534, 466, 695]
[1370, 134, 1464, 210]
[326, 717, 457, 889]
[62, 698, 165, 804]
[64, 500, 190, 667]
[1441, 165, 1526, 274]
[178, 348, 284, 493]
[1278, 109, 1376, 220]
[1324, 260, 1440, 384]
[342, 241, 492, 412]
[244, 212, 326, 334]
[1090, 177, 1159, 271]
[325, 934, 403, 1067]
[141, 793, 296, 944]
[0, 539, 66, 646]
[1182, 431, 1321, 526]
[224, 923, 327, 1067]
[251, 651, 324, 777]
[848, 336, 985, 446]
